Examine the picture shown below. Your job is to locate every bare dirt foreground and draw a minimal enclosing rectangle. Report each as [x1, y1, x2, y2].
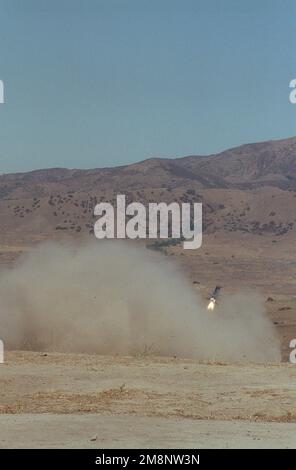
[0, 352, 296, 448]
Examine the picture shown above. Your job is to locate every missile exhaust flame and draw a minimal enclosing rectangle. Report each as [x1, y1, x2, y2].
[207, 299, 216, 311]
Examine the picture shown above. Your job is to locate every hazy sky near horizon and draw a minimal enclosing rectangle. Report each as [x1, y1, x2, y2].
[0, 0, 296, 173]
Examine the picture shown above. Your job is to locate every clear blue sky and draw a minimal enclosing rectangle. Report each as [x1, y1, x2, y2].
[0, 0, 296, 173]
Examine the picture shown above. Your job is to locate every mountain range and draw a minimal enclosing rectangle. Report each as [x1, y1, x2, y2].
[0, 136, 296, 243]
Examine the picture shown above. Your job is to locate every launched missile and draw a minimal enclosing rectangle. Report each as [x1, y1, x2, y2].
[207, 286, 221, 311]
[211, 286, 221, 300]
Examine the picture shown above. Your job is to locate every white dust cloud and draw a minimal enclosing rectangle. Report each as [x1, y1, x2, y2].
[0, 241, 280, 362]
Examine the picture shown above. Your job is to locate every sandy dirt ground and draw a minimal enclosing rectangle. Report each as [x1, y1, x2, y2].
[1, 414, 296, 449]
[0, 352, 296, 448]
